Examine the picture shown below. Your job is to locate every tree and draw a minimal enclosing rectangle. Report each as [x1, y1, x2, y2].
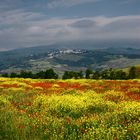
[77, 71, 84, 79]
[62, 71, 79, 79]
[100, 69, 109, 79]
[85, 69, 93, 79]
[19, 71, 33, 78]
[19, 71, 27, 78]
[92, 71, 100, 79]
[109, 69, 116, 80]
[62, 71, 69, 79]
[45, 69, 58, 79]
[112, 70, 127, 80]
[1, 73, 9, 77]
[128, 66, 136, 79]
[10, 72, 17, 78]
[35, 71, 45, 79]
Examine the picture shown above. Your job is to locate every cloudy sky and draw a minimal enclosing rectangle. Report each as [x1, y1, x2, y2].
[0, 0, 140, 51]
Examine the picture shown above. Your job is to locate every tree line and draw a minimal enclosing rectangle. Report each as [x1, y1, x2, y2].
[1, 69, 58, 79]
[63, 66, 137, 80]
[1, 66, 137, 80]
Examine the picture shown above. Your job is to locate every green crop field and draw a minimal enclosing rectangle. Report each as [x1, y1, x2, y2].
[0, 78, 140, 140]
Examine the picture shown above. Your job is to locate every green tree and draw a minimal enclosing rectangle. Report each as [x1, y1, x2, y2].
[77, 71, 84, 79]
[35, 71, 45, 79]
[10, 72, 18, 78]
[62, 71, 69, 79]
[128, 66, 136, 79]
[92, 71, 100, 79]
[45, 69, 58, 79]
[85, 69, 93, 79]
[1, 73, 9, 77]
[19, 71, 33, 78]
[101, 69, 109, 79]
[62, 71, 78, 79]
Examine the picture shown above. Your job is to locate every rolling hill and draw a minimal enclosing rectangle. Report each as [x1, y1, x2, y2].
[0, 41, 140, 75]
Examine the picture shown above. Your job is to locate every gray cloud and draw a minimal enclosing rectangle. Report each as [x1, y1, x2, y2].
[47, 0, 99, 8]
[104, 18, 140, 31]
[120, 0, 138, 4]
[70, 19, 96, 28]
[0, 10, 140, 51]
[0, 9, 43, 26]
[99, 16, 140, 39]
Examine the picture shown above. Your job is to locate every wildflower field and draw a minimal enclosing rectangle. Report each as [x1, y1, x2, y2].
[0, 78, 140, 140]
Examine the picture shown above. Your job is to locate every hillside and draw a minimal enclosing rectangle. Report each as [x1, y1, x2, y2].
[0, 42, 140, 74]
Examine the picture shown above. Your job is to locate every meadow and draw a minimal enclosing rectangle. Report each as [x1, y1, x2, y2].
[0, 78, 140, 140]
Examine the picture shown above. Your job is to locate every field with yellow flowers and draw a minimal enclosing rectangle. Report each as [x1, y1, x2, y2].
[0, 78, 140, 140]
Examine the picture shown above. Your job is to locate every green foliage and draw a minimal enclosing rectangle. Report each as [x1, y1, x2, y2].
[62, 71, 83, 79]
[128, 66, 136, 79]
[44, 68, 58, 79]
[2, 69, 58, 79]
[85, 69, 93, 79]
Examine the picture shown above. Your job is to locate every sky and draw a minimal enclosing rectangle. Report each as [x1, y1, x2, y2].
[0, 0, 140, 51]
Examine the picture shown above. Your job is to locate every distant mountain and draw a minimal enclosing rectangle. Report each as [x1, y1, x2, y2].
[0, 41, 140, 75]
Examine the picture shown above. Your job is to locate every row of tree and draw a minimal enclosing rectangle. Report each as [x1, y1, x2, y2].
[63, 67, 136, 80]
[2, 69, 58, 79]
[1, 66, 137, 80]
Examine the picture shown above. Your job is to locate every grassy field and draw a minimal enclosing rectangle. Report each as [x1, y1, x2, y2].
[0, 78, 140, 140]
